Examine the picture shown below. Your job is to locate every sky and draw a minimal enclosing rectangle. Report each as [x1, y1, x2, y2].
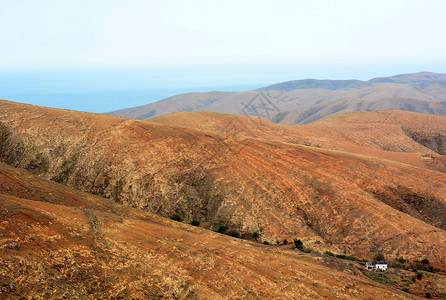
[1, 0, 446, 112]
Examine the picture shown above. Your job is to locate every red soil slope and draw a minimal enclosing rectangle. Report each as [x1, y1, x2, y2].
[153, 110, 446, 172]
[0, 163, 416, 299]
[1, 100, 445, 263]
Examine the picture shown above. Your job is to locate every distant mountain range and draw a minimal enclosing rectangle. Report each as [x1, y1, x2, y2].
[108, 72, 446, 124]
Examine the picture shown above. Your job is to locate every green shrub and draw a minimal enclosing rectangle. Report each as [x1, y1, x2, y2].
[400, 279, 412, 287]
[263, 241, 270, 245]
[252, 231, 259, 240]
[398, 256, 406, 264]
[171, 214, 181, 221]
[228, 230, 240, 238]
[217, 225, 227, 233]
[363, 272, 394, 285]
[426, 292, 432, 299]
[413, 264, 424, 271]
[324, 251, 335, 257]
[374, 253, 385, 261]
[390, 262, 405, 269]
[283, 239, 288, 245]
[335, 254, 358, 261]
[421, 258, 429, 264]
[409, 263, 435, 272]
[294, 239, 304, 251]
[402, 288, 409, 293]
[416, 272, 423, 280]
[191, 220, 200, 226]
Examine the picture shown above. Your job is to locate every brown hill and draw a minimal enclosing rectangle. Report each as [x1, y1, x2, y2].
[301, 110, 446, 154]
[264, 72, 446, 91]
[1, 99, 446, 264]
[153, 110, 446, 173]
[272, 98, 446, 125]
[300, 110, 446, 173]
[3, 163, 421, 299]
[107, 72, 446, 124]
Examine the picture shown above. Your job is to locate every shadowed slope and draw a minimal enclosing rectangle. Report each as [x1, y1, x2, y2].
[1, 100, 446, 263]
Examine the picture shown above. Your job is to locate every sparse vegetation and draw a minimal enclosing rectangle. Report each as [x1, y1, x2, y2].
[217, 225, 227, 233]
[322, 251, 361, 261]
[363, 272, 394, 285]
[294, 239, 304, 251]
[324, 251, 335, 257]
[416, 272, 423, 280]
[426, 292, 432, 299]
[411, 263, 436, 272]
[335, 254, 359, 262]
[215, 225, 241, 239]
[374, 253, 385, 261]
[191, 220, 200, 226]
[171, 214, 181, 221]
[263, 241, 270, 245]
[391, 257, 437, 273]
[390, 262, 407, 270]
[252, 231, 259, 240]
[228, 230, 240, 238]
[402, 287, 409, 293]
[283, 239, 288, 245]
[400, 279, 412, 287]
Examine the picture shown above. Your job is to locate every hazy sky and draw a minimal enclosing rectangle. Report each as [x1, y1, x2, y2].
[1, 0, 446, 112]
[2, 0, 445, 70]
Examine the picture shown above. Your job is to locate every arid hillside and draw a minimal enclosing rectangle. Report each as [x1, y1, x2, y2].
[153, 110, 446, 172]
[107, 72, 446, 124]
[2, 162, 422, 299]
[272, 98, 446, 125]
[1, 99, 446, 264]
[302, 110, 446, 155]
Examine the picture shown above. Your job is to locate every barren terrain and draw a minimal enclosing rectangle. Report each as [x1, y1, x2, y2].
[1, 162, 423, 299]
[1, 100, 445, 264]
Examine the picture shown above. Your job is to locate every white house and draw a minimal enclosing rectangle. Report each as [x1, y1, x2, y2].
[366, 261, 388, 272]
[375, 263, 388, 271]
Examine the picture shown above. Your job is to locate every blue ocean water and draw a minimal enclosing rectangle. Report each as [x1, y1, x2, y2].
[0, 85, 262, 113]
[2, 64, 443, 113]
[0, 68, 266, 113]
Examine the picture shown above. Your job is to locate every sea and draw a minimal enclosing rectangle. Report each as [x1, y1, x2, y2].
[0, 68, 267, 113]
[0, 85, 263, 114]
[2, 63, 436, 113]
